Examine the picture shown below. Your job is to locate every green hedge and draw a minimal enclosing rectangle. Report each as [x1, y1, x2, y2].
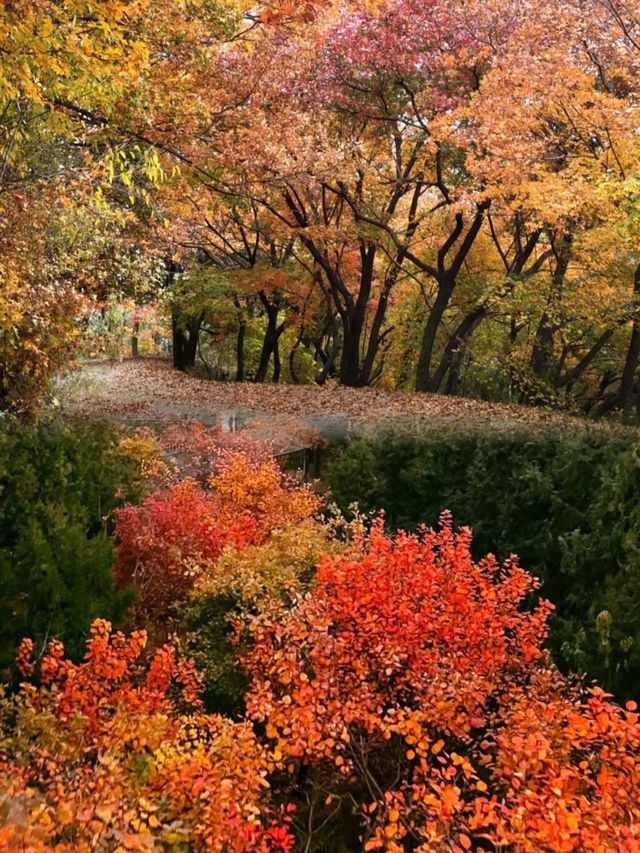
[0, 419, 141, 680]
[327, 430, 640, 698]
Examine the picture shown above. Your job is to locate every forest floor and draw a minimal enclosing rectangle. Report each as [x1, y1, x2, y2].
[54, 358, 634, 452]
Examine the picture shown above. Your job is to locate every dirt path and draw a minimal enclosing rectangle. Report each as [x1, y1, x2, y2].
[55, 358, 633, 451]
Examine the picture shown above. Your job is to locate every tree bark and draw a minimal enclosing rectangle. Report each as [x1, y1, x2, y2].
[414, 204, 489, 392]
[235, 319, 246, 382]
[172, 307, 202, 372]
[337, 244, 377, 387]
[530, 233, 572, 380]
[255, 292, 285, 383]
[131, 320, 140, 358]
[621, 262, 640, 417]
[415, 277, 455, 392]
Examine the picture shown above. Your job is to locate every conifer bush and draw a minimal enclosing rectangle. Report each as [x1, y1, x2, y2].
[0, 420, 141, 679]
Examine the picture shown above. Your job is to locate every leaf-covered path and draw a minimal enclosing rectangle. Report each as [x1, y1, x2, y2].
[55, 359, 632, 451]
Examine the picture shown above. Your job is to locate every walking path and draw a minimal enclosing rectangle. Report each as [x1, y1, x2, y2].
[55, 358, 632, 452]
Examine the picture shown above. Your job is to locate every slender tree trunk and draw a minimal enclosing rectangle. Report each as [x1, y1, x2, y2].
[255, 330, 275, 382]
[415, 277, 454, 392]
[288, 328, 305, 384]
[316, 319, 340, 385]
[255, 293, 286, 383]
[338, 245, 377, 387]
[531, 234, 572, 379]
[621, 263, 640, 418]
[255, 297, 277, 383]
[232, 294, 246, 382]
[131, 320, 140, 358]
[273, 333, 282, 383]
[559, 329, 615, 391]
[430, 306, 486, 393]
[235, 320, 246, 382]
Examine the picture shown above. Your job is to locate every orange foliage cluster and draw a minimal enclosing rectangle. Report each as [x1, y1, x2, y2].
[244, 515, 640, 850]
[114, 433, 320, 620]
[161, 422, 276, 480]
[0, 620, 294, 852]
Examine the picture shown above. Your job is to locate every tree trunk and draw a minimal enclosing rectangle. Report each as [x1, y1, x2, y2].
[131, 320, 140, 358]
[273, 332, 282, 384]
[430, 305, 486, 394]
[531, 234, 572, 380]
[621, 263, 640, 418]
[172, 307, 202, 372]
[338, 316, 363, 386]
[316, 319, 340, 385]
[235, 320, 246, 382]
[415, 277, 454, 392]
[338, 244, 377, 387]
[288, 328, 305, 384]
[255, 293, 286, 383]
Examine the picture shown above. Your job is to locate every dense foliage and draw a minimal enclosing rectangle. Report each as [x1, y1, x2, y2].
[328, 430, 640, 696]
[111, 423, 335, 711]
[114, 446, 321, 623]
[245, 517, 640, 851]
[3, 506, 640, 850]
[5, 0, 640, 414]
[0, 619, 294, 852]
[0, 420, 141, 680]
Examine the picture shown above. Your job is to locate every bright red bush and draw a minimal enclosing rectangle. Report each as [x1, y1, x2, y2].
[243, 514, 640, 851]
[114, 441, 319, 621]
[114, 478, 257, 619]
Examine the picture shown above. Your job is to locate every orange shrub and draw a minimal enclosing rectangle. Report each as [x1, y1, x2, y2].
[114, 443, 320, 622]
[243, 514, 640, 851]
[0, 620, 294, 853]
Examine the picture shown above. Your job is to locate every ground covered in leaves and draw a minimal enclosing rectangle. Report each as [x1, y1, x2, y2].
[55, 359, 634, 451]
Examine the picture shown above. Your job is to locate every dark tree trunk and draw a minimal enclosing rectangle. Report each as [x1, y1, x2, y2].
[131, 320, 140, 358]
[273, 332, 282, 383]
[232, 294, 246, 382]
[337, 244, 377, 387]
[430, 305, 486, 394]
[415, 277, 455, 392]
[255, 292, 286, 383]
[284, 185, 390, 388]
[621, 263, 640, 418]
[338, 317, 363, 386]
[172, 307, 202, 372]
[288, 328, 305, 384]
[316, 319, 340, 385]
[559, 329, 615, 391]
[413, 204, 489, 393]
[531, 233, 572, 379]
[235, 320, 246, 382]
